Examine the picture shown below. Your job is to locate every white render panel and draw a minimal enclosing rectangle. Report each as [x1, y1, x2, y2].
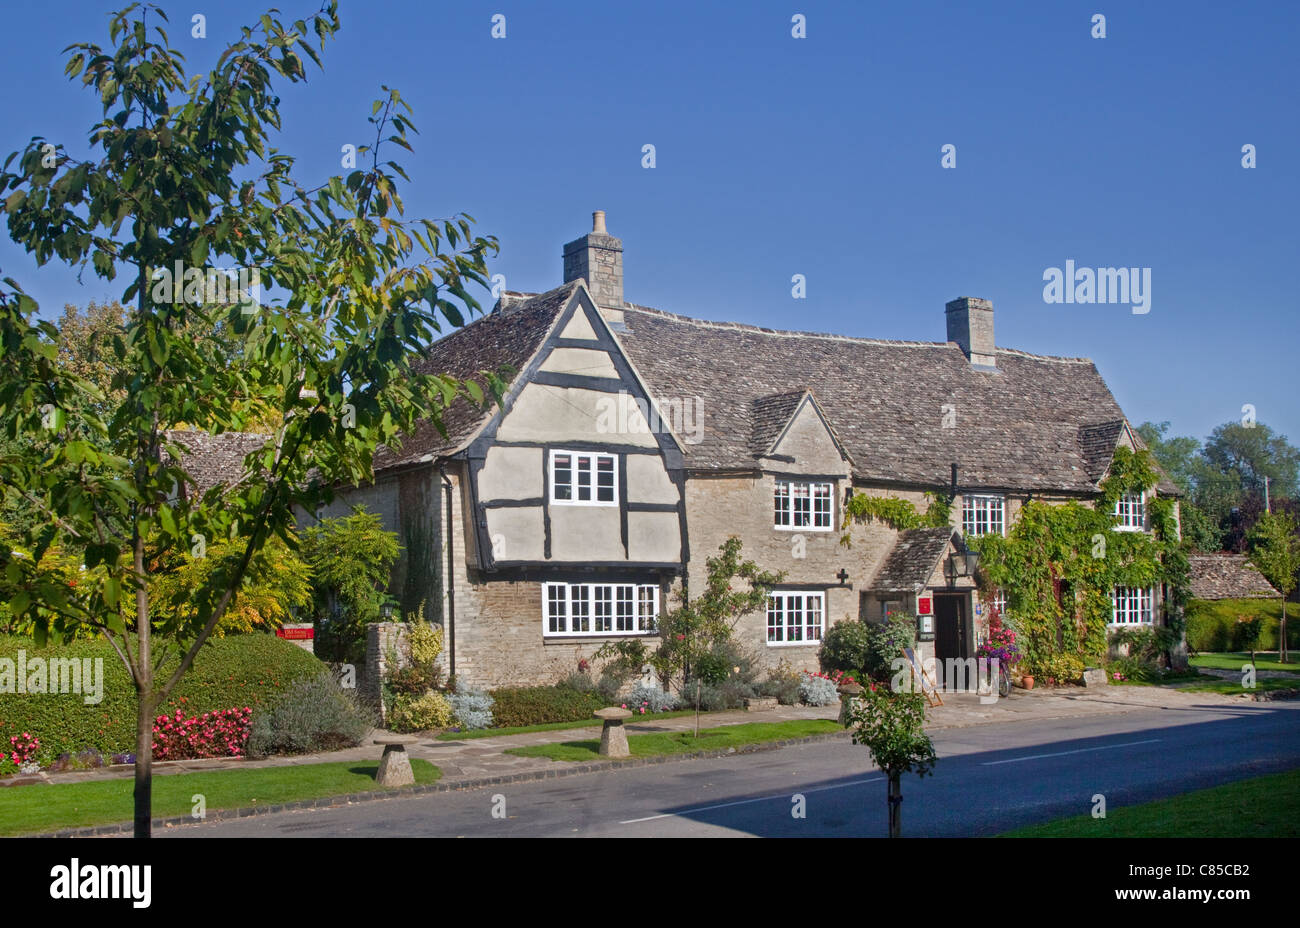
[626, 454, 679, 504]
[549, 505, 623, 560]
[484, 506, 545, 561]
[559, 309, 600, 341]
[539, 347, 619, 378]
[628, 511, 681, 562]
[497, 383, 658, 446]
[479, 446, 543, 500]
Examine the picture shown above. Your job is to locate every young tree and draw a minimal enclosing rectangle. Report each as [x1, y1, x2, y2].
[1248, 512, 1300, 662]
[843, 687, 937, 838]
[0, 4, 501, 836]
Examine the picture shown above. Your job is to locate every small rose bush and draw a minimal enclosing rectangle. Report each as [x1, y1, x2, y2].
[153, 707, 252, 760]
[6, 732, 40, 771]
[799, 671, 841, 706]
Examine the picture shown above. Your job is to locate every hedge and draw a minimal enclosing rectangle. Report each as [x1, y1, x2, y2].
[0, 633, 326, 764]
[487, 685, 606, 728]
[1186, 598, 1300, 653]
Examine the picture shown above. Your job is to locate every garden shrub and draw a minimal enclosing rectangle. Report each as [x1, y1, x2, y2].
[864, 616, 917, 682]
[387, 691, 454, 733]
[819, 619, 873, 679]
[799, 671, 840, 707]
[488, 685, 605, 728]
[246, 672, 374, 756]
[558, 671, 597, 693]
[759, 661, 803, 705]
[0, 633, 328, 764]
[449, 681, 494, 730]
[621, 684, 678, 714]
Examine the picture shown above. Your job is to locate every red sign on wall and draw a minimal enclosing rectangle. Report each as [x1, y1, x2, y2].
[916, 595, 932, 616]
[276, 626, 314, 641]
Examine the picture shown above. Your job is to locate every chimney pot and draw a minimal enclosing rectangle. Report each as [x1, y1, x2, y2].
[563, 211, 624, 321]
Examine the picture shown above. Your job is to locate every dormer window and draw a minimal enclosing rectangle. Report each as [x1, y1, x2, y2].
[1114, 491, 1145, 531]
[774, 480, 833, 530]
[550, 450, 617, 506]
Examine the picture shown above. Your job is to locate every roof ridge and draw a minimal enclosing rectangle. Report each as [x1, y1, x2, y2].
[621, 303, 1096, 363]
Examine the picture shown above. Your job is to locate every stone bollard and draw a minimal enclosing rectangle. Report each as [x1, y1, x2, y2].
[373, 735, 417, 787]
[838, 683, 864, 725]
[595, 707, 633, 758]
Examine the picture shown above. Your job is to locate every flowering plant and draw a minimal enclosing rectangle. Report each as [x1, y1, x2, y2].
[8, 732, 40, 768]
[153, 706, 253, 760]
[975, 611, 1021, 667]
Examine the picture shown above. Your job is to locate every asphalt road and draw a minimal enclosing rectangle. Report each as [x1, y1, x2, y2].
[161, 698, 1300, 837]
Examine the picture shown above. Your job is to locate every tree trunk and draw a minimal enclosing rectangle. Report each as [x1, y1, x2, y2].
[134, 687, 154, 838]
[134, 531, 153, 839]
[1281, 601, 1289, 664]
[887, 772, 902, 838]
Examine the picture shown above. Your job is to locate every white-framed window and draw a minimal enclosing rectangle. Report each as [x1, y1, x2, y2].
[766, 591, 825, 645]
[1114, 491, 1145, 531]
[774, 480, 833, 530]
[1111, 586, 1154, 625]
[962, 495, 1005, 537]
[988, 588, 1009, 619]
[544, 582, 659, 636]
[549, 450, 617, 506]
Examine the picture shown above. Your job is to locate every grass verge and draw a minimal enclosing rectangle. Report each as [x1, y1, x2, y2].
[0, 759, 441, 837]
[504, 719, 841, 762]
[437, 709, 699, 741]
[1177, 676, 1300, 696]
[1002, 769, 1300, 837]
[1190, 652, 1300, 674]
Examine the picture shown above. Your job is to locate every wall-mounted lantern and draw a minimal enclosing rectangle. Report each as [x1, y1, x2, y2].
[944, 550, 980, 587]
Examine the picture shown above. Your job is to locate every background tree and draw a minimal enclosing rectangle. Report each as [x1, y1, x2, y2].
[0, 4, 501, 836]
[302, 506, 401, 663]
[1248, 512, 1300, 662]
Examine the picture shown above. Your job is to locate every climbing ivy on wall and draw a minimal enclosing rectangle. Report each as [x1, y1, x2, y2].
[970, 447, 1190, 677]
[841, 491, 951, 545]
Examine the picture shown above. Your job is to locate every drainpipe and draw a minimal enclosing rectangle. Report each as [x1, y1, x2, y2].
[438, 462, 456, 679]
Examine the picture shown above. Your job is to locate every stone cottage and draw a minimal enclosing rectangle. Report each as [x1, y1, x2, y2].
[297, 211, 1182, 688]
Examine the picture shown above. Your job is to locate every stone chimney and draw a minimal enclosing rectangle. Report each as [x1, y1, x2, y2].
[563, 210, 624, 322]
[945, 296, 996, 369]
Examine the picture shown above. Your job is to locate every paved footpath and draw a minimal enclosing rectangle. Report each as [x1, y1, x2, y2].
[18, 683, 1247, 790]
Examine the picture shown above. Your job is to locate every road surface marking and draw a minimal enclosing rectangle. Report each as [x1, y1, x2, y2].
[618, 776, 885, 824]
[980, 738, 1161, 767]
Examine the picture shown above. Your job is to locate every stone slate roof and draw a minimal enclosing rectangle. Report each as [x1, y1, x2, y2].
[615, 303, 1158, 493]
[330, 277, 1174, 497]
[1079, 420, 1126, 482]
[372, 282, 580, 471]
[868, 528, 958, 593]
[165, 429, 270, 495]
[750, 390, 811, 457]
[1187, 554, 1279, 600]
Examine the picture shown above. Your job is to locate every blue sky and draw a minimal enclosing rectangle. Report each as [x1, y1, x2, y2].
[1, 0, 1296, 448]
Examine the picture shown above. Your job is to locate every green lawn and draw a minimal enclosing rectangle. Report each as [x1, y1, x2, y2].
[1191, 652, 1300, 674]
[436, 709, 699, 741]
[504, 719, 841, 762]
[1002, 769, 1300, 837]
[0, 759, 441, 837]
[1178, 675, 1300, 696]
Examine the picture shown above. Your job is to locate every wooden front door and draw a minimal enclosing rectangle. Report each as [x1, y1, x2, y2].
[934, 594, 968, 661]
